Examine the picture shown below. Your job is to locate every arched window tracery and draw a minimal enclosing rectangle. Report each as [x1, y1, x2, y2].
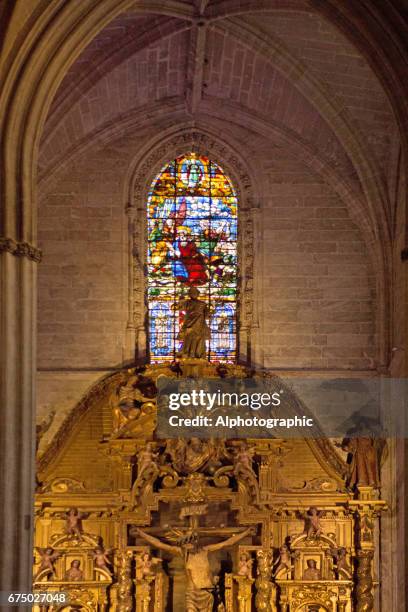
[147, 153, 238, 362]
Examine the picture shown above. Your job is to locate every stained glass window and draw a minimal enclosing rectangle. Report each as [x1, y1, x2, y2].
[147, 153, 238, 362]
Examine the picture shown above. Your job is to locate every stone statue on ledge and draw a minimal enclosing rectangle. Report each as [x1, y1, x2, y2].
[178, 286, 210, 359]
[340, 437, 380, 488]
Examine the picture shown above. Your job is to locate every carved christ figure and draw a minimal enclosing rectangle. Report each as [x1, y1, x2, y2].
[133, 527, 253, 612]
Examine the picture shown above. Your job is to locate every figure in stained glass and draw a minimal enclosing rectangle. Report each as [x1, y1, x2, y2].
[168, 226, 208, 285]
[147, 153, 238, 362]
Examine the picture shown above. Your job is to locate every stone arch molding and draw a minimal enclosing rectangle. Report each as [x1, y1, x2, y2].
[125, 129, 259, 364]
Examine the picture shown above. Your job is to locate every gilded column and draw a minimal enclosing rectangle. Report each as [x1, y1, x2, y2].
[355, 550, 374, 612]
[116, 550, 134, 612]
[255, 549, 275, 612]
[236, 575, 254, 612]
[349, 487, 387, 612]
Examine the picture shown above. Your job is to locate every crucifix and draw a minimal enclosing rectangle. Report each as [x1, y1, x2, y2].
[130, 505, 254, 612]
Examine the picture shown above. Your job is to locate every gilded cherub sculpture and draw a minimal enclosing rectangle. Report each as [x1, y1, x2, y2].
[111, 373, 157, 437]
[237, 552, 253, 577]
[135, 551, 162, 580]
[34, 547, 61, 580]
[273, 544, 292, 577]
[305, 507, 323, 539]
[331, 547, 351, 578]
[93, 546, 113, 576]
[65, 507, 85, 540]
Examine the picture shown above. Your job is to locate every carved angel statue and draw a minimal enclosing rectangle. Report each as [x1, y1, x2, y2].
[164, 438, 185, 469]
[273, 544, 292, 577]
[132, 442, 160, 499]
[131, 526, 254, 612]
[232, 442, 259, 499]
[331, 547, 351, 578]
[65, 507, 86, 540]
[237, 552, 253, 577]
[64, 559, 83, 581]
[207, 438, 230, 467]
[93, 546, 113, 576]
[304, 507, 323, 538]
[34, 547, 61, 580]
[36, 409, 56, 451]
[111, 373, 156, 436]
[135, 551, 162, 580]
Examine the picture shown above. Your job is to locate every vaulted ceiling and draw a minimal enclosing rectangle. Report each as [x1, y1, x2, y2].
[38, 0, 401, 246]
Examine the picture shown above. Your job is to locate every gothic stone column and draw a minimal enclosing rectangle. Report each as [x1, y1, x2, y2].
[0, 240, 40, 592]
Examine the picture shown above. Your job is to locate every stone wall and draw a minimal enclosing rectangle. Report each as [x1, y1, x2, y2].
[37, 134, 376, 380]
[38, 147, 130, 370]
[258, 153, 375, 370]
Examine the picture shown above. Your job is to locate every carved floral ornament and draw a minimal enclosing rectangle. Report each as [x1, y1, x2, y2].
[127, 131, 259, 354]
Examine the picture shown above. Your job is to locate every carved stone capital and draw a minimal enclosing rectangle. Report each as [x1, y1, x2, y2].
[0, 237, 42, 262]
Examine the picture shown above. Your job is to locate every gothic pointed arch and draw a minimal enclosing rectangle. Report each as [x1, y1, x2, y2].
[126, 130, 259, 364]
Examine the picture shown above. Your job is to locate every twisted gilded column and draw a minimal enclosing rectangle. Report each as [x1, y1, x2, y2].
[116, 550, 134, 612]
[0, 239, 41, 592]
[355, 550, 374, 612]
[349, 486, 387, 612]
[255, 550, 275, 612]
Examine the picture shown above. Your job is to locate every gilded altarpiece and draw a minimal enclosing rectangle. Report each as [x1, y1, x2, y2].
[34, 361, 386, 611]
